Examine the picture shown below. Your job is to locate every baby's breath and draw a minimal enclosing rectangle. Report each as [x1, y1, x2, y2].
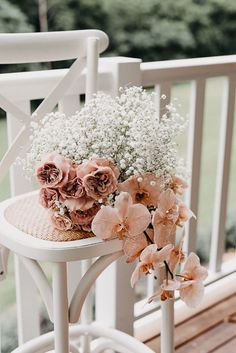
[23, 87, 187, 180]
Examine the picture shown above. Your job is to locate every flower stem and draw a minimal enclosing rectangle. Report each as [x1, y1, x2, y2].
[164, 261, 174, 279]
[144, 230, 154, 244]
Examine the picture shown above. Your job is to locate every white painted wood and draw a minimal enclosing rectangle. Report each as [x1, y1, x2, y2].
[209, 75, 236, 272]
[14, 256, 40, 344]
[161, 300, 174, 353]
[0, 245, 9, 281]
[7, 101, 33, 195]
[58, 95, 80, 116]
[141, 55, 236, 85]
[52, 262, 69, 353]
[86, 37, 99, 101]
[20, 257, 53, 322]
[7, 101, 40, 344]
[185, 79, 206, 254]
[0, 30, 108, 64]
[12, 323, 155, 353]
[70, 251, 123, 324]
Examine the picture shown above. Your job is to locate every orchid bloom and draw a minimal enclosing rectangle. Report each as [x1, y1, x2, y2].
[168, 233, 186, 273]
[91, 192, 151, 241]
[178, 253, 208, 308]
[168, 176, 188, 195]
[177, 201, 195, 227]
[131, 243, 173, 287]
[152, 189, 194, 247]
[118, 173, 163, 207]
[148, 280, 180, 303]
[152, 189, 179, 247]
[123, 228, 154, 263]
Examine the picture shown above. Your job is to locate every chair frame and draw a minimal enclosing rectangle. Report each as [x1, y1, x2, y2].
[0, 30, 154, 353]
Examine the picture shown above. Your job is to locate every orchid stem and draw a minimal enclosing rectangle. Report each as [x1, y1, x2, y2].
[144, 230, 154, 244]
[164, 261, 174, 279]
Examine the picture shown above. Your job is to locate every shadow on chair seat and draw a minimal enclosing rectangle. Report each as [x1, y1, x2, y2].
[0, 191, 123, 262]
[4, 191, 94, 242]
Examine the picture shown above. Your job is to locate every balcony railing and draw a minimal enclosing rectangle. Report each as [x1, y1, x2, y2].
[0, 54, 236, 345]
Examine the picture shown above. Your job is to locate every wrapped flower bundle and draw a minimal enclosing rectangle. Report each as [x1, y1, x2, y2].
[24, 87, 207, 307]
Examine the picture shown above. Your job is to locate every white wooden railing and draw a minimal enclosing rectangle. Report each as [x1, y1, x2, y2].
[1, 55, 236, 345]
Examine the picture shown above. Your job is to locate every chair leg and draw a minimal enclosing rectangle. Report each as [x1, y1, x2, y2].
[52, 262, 69, 353]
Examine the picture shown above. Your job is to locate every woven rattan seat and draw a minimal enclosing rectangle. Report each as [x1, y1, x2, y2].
[4, 193, 94, 242]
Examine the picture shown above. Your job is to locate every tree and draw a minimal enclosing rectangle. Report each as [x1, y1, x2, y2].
[0, 0, 33, 33]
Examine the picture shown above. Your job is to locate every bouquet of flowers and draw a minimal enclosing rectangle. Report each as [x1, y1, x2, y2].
[23, 86, 207, 307]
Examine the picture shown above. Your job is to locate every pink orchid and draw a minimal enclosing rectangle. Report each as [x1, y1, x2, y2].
[169, 232, 186, 273]
[123, 228, 155, 263]
[152, 189, 179, 247]
[152, 189, 194, 247]
[177, 202, 195, 227]
[148, 280, 180, 303]
[168, 176, 188, 195]
[91, 192, 151, 240]
[131, 243, 173, 287]
[178, 253, 208, 308]
[118, 173, 163, 207]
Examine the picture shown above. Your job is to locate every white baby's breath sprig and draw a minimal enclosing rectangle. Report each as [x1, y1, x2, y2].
[22, 87, 187, 180]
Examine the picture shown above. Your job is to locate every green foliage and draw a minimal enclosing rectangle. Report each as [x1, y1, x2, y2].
[5, 0, 236, 62]
[0, 0, 33, 33]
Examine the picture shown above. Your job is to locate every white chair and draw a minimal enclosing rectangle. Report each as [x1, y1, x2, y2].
[0, 30, 154, 353]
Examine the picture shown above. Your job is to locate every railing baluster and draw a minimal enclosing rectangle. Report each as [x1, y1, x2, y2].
[185, 78, 206, 254]
[209, 75, 236, 272]
[155, 82, 171, 118]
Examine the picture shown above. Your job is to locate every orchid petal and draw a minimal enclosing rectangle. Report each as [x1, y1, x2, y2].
[91, 206, 120, 240]
[126, 204, 151, 237]
[180, 281, 204, 308]
[114, 192, 133, 219]
[124, 233, 148, 263]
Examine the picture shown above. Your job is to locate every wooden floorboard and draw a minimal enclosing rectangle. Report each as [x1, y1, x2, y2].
[145, 294, 236, 353]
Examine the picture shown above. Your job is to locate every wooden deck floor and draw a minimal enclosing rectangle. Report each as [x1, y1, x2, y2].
[145, 294, 236, 353]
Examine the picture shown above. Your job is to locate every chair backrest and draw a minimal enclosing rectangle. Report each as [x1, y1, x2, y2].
[0, 30, 109, 187]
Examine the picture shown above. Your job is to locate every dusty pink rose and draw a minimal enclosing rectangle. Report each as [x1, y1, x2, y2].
[76, 161, 98, 178]
[50, 212, 72, 231]
[118, 173, 163, 207]
[39, 188, 59, 209]
[83, 166, 118, 200]
[94, 158, 120, 179]
[36, 153, 71, 188]
[58, 173, 95, 211]
[70, 203, 101, 226]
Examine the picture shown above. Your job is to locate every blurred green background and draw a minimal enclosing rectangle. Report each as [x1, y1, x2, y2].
[0, 1, 236, 352]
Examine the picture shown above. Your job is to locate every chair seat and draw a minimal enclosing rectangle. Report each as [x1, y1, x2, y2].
[0, 191, 123, 262]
